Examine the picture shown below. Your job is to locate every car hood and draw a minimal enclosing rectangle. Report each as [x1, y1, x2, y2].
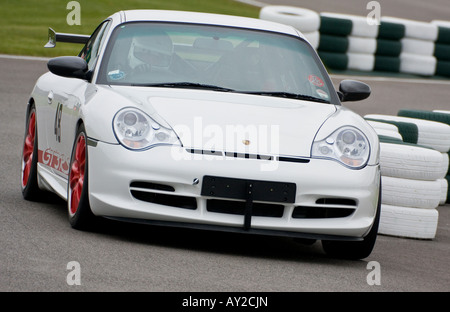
[109, 86, 336, 157]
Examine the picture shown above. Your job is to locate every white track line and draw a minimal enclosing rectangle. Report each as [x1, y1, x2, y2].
[0, 54, 50, 61]
[233, 0, 267, 7]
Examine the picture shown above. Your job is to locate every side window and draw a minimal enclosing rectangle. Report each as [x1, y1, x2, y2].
[79, 20, 110, 71]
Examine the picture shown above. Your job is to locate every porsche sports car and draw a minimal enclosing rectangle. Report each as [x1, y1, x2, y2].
[21, 10, 380, 259]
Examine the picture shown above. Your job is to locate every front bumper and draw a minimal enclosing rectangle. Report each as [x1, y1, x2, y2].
[88, 142, 380, 240]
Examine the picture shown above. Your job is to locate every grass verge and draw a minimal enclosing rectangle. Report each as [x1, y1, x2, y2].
[1, 0, 259, 57]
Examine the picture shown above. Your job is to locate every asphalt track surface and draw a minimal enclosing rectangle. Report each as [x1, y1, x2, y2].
[1, 1, 450, 294]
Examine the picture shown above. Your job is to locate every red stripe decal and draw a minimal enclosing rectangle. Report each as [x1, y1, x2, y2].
[38, 148, 70, 175]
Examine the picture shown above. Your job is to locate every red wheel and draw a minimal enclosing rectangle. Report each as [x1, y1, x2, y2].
[21, 105, 41, 200]
[22, 111, 36, 188]
[69, 133, 86, 216]
[68, 124, 95, 229]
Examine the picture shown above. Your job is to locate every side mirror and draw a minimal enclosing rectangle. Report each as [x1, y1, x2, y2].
[47, 56, 89, 79]
[338, 79, 371, 102]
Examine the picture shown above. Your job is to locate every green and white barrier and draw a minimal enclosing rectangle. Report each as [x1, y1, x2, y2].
[318, 14, 448, 76]
[259, 6, 450, 77]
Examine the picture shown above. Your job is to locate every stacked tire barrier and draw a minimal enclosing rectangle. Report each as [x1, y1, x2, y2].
[365, 111, 450, 239]
[319, 14, 450, 77]
[318, 13, 402, 73]
[431, 20, 450, 78]
[259, 5, 450, 77]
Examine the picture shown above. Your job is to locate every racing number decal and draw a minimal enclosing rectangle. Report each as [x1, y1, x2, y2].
[54, 102, 63, 143]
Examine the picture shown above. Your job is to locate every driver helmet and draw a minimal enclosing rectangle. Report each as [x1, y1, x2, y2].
[129, 30, 174, 70]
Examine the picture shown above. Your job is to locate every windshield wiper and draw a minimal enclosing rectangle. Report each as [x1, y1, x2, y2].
[131, 82, 235, 92]
[130, 83, 330, 103]
[241, 91, 330, 103]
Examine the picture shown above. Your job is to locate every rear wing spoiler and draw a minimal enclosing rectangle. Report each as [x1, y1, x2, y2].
[44, 27, 90, 48]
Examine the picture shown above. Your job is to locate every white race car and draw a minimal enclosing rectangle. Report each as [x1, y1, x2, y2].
[21, 10, 380, 259]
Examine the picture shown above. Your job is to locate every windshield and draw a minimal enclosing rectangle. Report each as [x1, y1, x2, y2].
[98, 22, 337, 104]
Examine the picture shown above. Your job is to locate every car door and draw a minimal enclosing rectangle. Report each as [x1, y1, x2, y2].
[47, 20, 111, 179]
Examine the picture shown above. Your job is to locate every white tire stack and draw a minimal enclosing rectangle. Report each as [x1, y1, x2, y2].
[365, 113, 450, 239]
[380, 16, 438, 76]
[259, 6, 321, 49]
[396, 109, 450, 206]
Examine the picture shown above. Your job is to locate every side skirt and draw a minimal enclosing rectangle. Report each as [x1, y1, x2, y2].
[37, 163, 68, 201]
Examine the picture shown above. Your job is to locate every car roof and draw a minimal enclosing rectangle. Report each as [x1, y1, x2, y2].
[113, 9, 302, 38]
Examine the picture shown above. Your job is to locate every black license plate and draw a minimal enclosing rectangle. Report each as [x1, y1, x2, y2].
[201, 176, 296, 203]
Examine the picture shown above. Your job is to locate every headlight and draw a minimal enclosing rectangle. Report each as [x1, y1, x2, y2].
[113, 107, 180, 150]
[311, 126, 370, 169]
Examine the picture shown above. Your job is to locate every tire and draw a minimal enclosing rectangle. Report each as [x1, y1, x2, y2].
[379, 142, 448, 181]
[303, 30, 320, 49]
[348, 36, 377, 54]
[432, 20, 450, 44]
[377, 135, 404, 145]
[381, 16, 438, 41]
[446, 175, 450, 204]
[400, 53, 437, 77]
[367, 120, 403, 141]
[433, 110, 450, 114]
[374, 129, 403, 140]
[320, 12, 378, 38]
[367, 120, 401, 132]
[347, 52, 375, 71]
[68, 124, 96, 230]
[365, 114, 450, 152]
[259, 6, 320, 33]
[438, 178, 448, 205]
[379, 204, 438, 239]
[381, 176, 441, 209]
[443, 152, 450, 176]
[21, 104, 42, 200]
[365, 116, 419, 144]
[398, 109, 450, 126]
[321, 181, 381, 260]
[400, 38, 435, 56]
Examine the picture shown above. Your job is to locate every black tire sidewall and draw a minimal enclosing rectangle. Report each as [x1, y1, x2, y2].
[322, 179, 381, 260]
[21, 105, 40, 200]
